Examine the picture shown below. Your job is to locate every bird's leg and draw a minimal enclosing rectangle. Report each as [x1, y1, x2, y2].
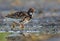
[20, 24, 24, 33]
[11, 21, 20, 31]
[11, 22, 16, 31]
[19, 24, 25, 36]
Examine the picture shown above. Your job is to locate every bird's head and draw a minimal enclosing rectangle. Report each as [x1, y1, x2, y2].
[28, 8, 35, 14]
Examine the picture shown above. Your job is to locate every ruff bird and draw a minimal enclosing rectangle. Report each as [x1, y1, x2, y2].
[6, 8, 35, 24]
[5, 8, 35, 31]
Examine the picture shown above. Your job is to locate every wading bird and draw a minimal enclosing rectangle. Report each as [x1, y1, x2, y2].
[5, 8, 35, 34]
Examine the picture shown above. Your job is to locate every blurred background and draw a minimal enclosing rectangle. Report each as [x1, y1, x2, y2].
[0, 0, 60, 41]
[0, 0, 60, 34]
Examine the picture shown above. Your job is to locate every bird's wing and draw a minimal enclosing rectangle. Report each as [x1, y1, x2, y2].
[5, 11, 29, 19]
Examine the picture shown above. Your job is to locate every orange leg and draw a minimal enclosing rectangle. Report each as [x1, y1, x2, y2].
[20, 24, 24, 30]
[19, 24, 24, 33]
[19, 24, 25, 36]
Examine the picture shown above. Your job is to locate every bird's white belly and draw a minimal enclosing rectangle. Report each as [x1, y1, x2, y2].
[23, 20, 29, 24]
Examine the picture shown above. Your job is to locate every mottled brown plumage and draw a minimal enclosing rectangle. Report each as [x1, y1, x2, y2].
[5, 8, 35, 34]
[6, 8, 35, 23]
